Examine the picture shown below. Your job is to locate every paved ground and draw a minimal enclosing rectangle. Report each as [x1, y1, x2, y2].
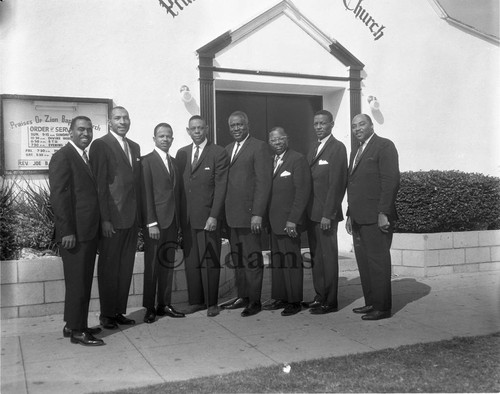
[1, 255, 499, 394]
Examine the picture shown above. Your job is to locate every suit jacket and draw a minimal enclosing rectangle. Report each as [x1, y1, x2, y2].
[269, 149, 311, 236]
[140, 150, 180, 229]
[89, 132, 141, 229]
[347, 133, 400, 224]
[49, 143, 100, 242]
[176, 142, 229, 230]
[225, 136, 272, 228]
[307, 135, 348, 223]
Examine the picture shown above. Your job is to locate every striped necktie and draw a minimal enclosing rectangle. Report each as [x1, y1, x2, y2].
[82, 150, 90, 166]
[192, 145, 200, 168]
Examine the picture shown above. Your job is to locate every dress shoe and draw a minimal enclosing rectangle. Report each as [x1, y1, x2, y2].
[362, 310, 391, 321]
[218, 297, 238, 308]
[223, 297, 249, 310]
[143, 308, 156, 324]
[301, 296, 322, 309]
[207, 305, 220, 317]
[262, 299, 287, 311]
[99, 315, 118, 330]
[310, 304, 338, 315]
[161, 305, 185, 318]
[63, 325, 102, 338]
[281, 303, 301, 316]
[70, 331, 105, 346]
[353, 305, 374, 314]
[241, 302, 261, 317]
[115, 314, 136, 325]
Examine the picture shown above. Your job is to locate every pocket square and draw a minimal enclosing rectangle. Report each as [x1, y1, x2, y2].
[204, 167, 210, 170]
[319, 159, 329, 165]
[280, 170, 291, 177]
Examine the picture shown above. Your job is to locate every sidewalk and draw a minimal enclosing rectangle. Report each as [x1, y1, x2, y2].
[2, 257, 499, 394]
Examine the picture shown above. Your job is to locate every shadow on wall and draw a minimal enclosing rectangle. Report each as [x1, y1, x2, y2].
[338, 276, 432, 314]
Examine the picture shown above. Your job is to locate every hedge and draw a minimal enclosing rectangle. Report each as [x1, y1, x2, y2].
[394, 170, 500, 233]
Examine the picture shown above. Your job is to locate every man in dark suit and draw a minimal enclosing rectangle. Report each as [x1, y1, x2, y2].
[264, 127, 311, 316]
[89, 106, 141, 329]
[49, 116, 104, 346]
[141, 123, 185, 323]
[176, 115, 229, 317]
[346, 113, 400, 321]
[305, 109, 348, 315]
[222, 111, 272, 317]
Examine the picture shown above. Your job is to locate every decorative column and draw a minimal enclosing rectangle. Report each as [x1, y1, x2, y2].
[349, 66, 363, 150]
[198, 55, 215, 141]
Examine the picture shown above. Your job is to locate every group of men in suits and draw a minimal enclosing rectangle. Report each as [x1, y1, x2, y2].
[48, 106, 399, 346]
[220, 110, 399, 321]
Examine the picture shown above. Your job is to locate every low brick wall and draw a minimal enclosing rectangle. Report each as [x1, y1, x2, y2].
[391, 230, 500, 277]
[1, 241, 234, 319]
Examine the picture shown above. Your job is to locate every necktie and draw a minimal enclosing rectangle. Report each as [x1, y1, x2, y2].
[314, 142, 320, 158]
[164, 154, 170, 173]
[273, 155, 280, 173]
[352, 144, 364, 171]
[122, 137, 131, 165]
[232, 142, 240, 163]
[166, 154, 174, 182]
[82, 150, 90, 166]
[192, 145, 200, 168]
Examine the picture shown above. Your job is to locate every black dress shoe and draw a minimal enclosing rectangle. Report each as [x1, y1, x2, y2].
[362, 310, 391, 321]
[144, 308, 156, 324]
[301, 296, 322, 309]
[224, 297, 249, 310]
[156, 304, 167, 316]
[281, 303, 301, 316]
[70, 331, 105, 346]
[218, 297, 238, 308]
[63, 325, 102, 338]
[207, 305, 220, 317]
[63, 326, 102, 338]
[99, 315, 118, 330]
[262, 299, 287, 311]
[353, 305, 374, 314]
[162, 305, 186, 318]
[241, 302, 261, 317]
[115, 314, 136, 325]
[310, 304, 338, 315]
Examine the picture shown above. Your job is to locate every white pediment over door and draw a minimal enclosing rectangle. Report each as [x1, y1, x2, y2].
[213, 1, 355, 78]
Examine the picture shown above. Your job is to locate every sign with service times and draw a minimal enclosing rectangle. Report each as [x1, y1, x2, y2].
[1, 95, 111, 174]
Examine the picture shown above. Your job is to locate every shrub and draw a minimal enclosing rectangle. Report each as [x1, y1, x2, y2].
[395, 170, 500, 233]
[0, 178, 57, 260]
[14, 180, 57, 254]
[1, 176, 145, 260]
[1, 178, 19, 260]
